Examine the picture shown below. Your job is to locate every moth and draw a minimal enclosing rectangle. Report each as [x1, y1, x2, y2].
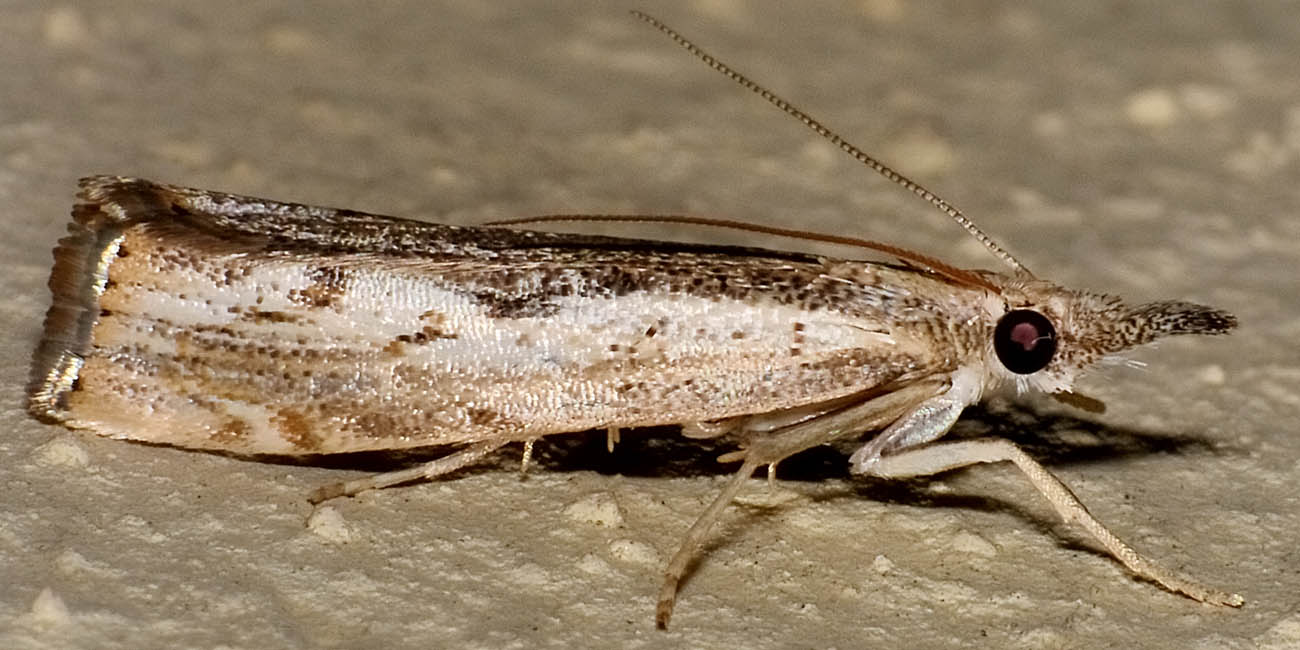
[27, 11, 1242, 628]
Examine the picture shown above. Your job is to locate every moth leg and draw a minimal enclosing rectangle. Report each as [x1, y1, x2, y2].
[519, 438, 536, 476]
[680, 418, 740, 440]
[848, 365, 982, 473]
[856, 438, 1245, 607]
[308, 440, 508, 504]
[684, 392, 868, 441]
[655, 379, 944, 629]
[606, 426, 621, 452]
[656, 456, 764, 628]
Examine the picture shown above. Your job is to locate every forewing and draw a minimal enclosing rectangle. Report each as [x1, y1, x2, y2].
[30, 177, 954, 454]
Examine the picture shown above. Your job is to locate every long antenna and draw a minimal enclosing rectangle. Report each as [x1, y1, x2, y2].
[630, 10, 1032, 277]
[488, 213, 999, 291]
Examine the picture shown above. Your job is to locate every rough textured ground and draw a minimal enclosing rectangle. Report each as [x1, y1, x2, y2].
[3, 2, 1298, 648]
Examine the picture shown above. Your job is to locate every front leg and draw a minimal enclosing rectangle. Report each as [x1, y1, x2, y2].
[854, 437, 1244, 607]
[848, 365, 983, 473]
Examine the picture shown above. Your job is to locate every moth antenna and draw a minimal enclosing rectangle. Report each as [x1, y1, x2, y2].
[487, 213, 998, 291]
[630, 10, 1033, 277]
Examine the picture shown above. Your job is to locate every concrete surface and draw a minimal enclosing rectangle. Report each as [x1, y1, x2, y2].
[2, 1, 1298, 648]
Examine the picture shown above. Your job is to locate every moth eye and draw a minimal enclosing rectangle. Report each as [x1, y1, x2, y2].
[993, 309, 1057, 374]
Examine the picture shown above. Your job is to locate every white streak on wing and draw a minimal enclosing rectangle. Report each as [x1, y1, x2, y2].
[323, 270, 894, 379]
[114, 253, 903, 382]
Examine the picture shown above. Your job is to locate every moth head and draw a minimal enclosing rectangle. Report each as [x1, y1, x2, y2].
[982, 278, 1236, 397]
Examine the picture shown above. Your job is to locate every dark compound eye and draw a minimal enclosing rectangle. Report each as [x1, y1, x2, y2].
[994, 309, 1057, 374]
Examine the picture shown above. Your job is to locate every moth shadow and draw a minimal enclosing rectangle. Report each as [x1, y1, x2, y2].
[553, 401, 1238, 558]
[517, 399, 1238, 572]
[278, 400, 1235, 565]
[536, 399, 1237, 482]
[290, 399, 1235, 488]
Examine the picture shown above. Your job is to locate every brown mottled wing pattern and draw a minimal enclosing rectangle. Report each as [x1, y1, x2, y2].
[27, 177, 975, 455]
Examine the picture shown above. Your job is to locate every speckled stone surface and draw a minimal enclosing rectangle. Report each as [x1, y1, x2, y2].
[2, 2, 1298, 648]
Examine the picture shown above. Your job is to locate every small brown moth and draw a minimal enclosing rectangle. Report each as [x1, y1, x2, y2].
[27, 11, 1243, 628]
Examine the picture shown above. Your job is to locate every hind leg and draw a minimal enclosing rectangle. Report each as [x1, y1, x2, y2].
[308, 440, 509, 504]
